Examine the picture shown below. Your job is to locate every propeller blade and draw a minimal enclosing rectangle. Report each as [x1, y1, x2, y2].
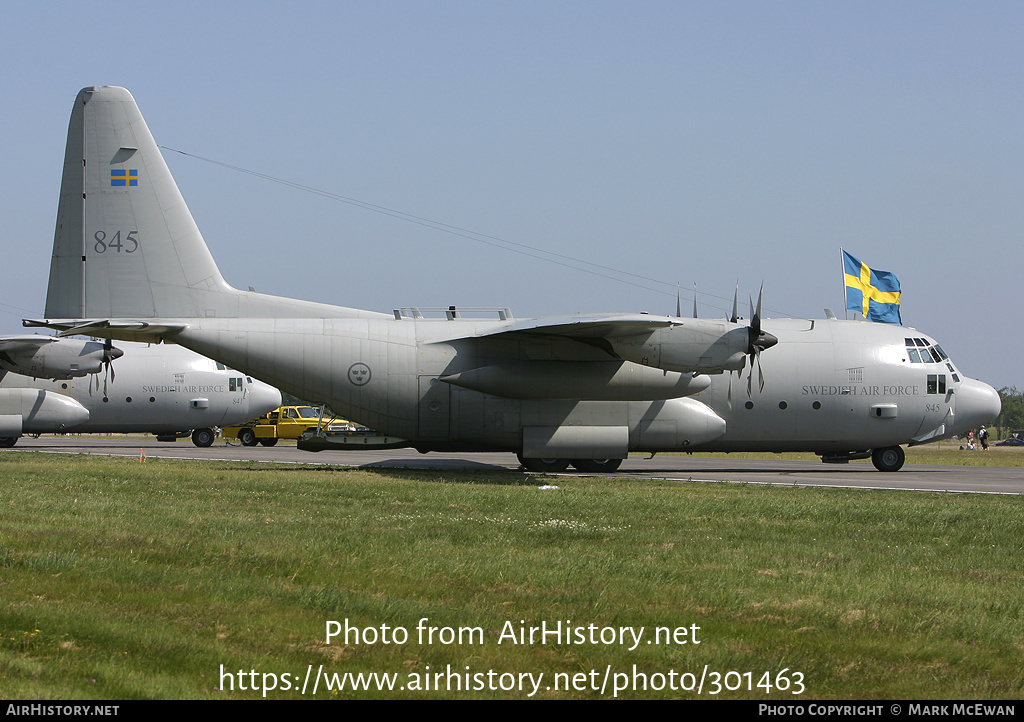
[730, 281, 739, 324]
[753, 282, 764, 335]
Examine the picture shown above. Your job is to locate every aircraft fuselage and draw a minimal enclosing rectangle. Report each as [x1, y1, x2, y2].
[159, 312, 994, 457]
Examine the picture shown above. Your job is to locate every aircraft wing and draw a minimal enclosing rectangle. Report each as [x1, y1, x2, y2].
[0, 336, 65, 352]
[22, 318, 188, 343]
[447, 314, 679, 341]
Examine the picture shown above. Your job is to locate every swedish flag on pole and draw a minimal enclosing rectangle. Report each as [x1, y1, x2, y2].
[842, 250, 902, 324]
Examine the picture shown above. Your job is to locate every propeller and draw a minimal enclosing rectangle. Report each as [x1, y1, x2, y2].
[102, 338, 123, 396]
[744, 284, 778, 396]
[725, 281, 742, 402]
[89, 339, 123, 396]
[102, 338, 122, 382]
[676, 283, 700, 319]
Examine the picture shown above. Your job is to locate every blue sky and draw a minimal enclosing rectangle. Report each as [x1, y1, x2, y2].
[2, 1, 1021, 390]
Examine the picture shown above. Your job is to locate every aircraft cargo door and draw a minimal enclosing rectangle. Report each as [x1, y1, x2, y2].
[418, 375, 451, 438]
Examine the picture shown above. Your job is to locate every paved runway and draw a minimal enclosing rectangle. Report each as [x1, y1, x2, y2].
[10, 436, 1024, 495]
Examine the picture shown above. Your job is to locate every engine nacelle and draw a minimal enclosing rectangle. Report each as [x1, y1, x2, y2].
[0, 338, 122, 379]
[607, 321, 749, 374]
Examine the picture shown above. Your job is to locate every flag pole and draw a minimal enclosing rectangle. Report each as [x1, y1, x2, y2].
[840, 247, 848, 320]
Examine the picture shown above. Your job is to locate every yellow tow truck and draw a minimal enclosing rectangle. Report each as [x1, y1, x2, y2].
[224, 405, 341, 446]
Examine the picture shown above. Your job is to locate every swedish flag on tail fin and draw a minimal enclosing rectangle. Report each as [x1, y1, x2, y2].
[842, 250, 902, 324]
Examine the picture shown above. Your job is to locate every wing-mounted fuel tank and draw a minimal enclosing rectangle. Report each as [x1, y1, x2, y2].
[441, 360, 710, 400]
[0, 388, 90, 438]
[0, 337, 123, 380]
[522, 397, 727, 459]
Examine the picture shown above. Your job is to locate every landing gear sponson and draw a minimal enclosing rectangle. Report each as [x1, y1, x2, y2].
[516, 454, 623, 473]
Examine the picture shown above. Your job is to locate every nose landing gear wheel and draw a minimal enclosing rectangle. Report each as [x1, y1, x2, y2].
[191, 428, 215, 448]
[871, 446, 905, 472]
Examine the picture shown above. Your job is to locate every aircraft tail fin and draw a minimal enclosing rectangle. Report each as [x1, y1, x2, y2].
[45, 86, 239, 320]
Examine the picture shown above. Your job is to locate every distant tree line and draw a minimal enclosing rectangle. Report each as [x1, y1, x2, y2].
[281, 391, 309, 407]
[995, 387, 1024, 436]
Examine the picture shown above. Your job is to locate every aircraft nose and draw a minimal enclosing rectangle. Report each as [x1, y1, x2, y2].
[956, 378, 1001, 432]
[249, 379, 283, 415]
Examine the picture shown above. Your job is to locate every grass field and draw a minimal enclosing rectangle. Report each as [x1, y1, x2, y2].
[2, 451, 1023, 699]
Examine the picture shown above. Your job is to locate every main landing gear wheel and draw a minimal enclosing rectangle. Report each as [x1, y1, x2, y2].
[239, 428, 258, 446]
[191, 428, 215, 448]
[259, 438, 278, 447]
[516, 454, 570, 473]
[571, 458, 623, 473]
[871, 446, 905, 472]
[0, 437, 17, 448]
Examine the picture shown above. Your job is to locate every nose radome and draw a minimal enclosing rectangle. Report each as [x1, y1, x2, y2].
[956, 378, 1001, 431]
[249, 380, 282, 416]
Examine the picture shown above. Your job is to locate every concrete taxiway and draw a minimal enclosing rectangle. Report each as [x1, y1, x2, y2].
[9, 436, 1024, 495]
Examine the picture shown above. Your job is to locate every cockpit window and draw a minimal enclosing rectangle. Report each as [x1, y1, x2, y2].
[905, 338, 951, 366]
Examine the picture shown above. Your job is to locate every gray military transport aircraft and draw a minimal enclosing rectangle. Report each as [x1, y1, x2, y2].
[25, 86, 1001, 472]
[0, 336, 281, 447]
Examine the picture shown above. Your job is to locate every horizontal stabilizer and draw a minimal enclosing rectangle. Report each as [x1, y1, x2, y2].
[24, 318, 187, 343]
